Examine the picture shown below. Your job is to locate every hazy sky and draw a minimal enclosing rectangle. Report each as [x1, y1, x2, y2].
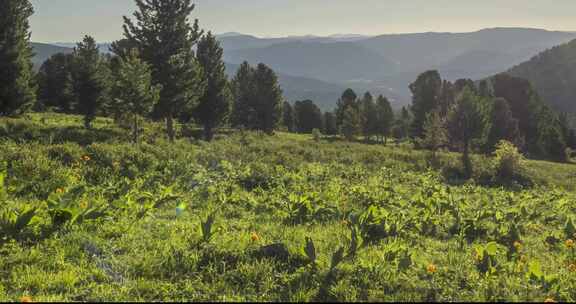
[29, 0, 576, 42]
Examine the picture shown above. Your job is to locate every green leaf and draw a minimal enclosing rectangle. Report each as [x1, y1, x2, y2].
[14, 207, 36, 232]
[529, 260, 543, 279]
[304, 237, 316, 263]
[330, 247, 345, 270]
[485, 242, 498, 256]
[565, 217, 575, 239]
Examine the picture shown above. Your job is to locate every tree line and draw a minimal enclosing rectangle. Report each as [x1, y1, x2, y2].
[1, 0, 574, 166]
[1, 0, 284, 142]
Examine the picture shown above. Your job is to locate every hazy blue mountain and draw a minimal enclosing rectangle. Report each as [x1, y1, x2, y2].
[31, 43, 73, 68]
[507, 39, 576, 113]
[224, 41, 399, 83]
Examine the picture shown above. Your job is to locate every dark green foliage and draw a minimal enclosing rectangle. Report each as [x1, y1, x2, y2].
[486, 97, 523, 152]
[231, 62, 256, 128]
[335, 89, 361, 140]
[536, 107, 567, 162]
[123, 0, 205, 141]
[36, 53, 76, 113]
[340, 106, 361, 141]
[193, 32, 231, 141]
[375, 95, 394, 144]
[231, 62, 283, 134]
[294, 100, 323, 134]
[410, 70, 442, 138]
[491, 73, 569, 161]
[282, 101, 295, 132]
[508, 39, 576, 113]
[335, 88, 358, 128]
[0, 0, 36, 116]
[447, 87, 491, 177]
[360, 92, 378, 141]
[419, 110, 448, 152]
[73, 36, 111, 129]
[253, 63, 283, 134]
[491, 74, 541, 152]
[323, 111, 337, 136]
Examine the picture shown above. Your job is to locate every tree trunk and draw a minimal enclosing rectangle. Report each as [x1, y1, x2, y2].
[166, 115, 175, 142]
[132, 115, 139, 144]
[204, 124, 214, 141]
[463, 140, 472, 178]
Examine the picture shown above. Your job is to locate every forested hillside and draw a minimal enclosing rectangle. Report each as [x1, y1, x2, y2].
[508, 39, 576, 113]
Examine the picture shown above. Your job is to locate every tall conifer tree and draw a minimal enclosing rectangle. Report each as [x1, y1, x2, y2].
[193, 32, 231, 141]
[0, 0, 36, 116]
[123, 0, 205, 141]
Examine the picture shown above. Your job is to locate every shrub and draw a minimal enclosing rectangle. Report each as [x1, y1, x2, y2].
[312, 128, 322, 142]
[493, 140, 524, 180]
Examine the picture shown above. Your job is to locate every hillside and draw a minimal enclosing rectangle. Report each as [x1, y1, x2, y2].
[507, 39, 576, 113]
[31, 43, 73, 68]
[224, 41, 399, 83]
[2, 113, 576, 302]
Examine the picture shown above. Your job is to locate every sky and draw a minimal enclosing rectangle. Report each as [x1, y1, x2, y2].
[29, 0, 576, 43]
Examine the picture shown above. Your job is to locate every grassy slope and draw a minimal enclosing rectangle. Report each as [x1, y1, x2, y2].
[1, 113, 576, 302]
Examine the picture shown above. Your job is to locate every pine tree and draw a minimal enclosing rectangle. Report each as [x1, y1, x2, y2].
[294, 99, 323, 134]
[410, 70, 442, 138]
[73, 36, 111, 129]
[111, 50, 161, 143]
[375, 95, 394, 144]
[231, 62, 256, 128]
[253, 63, 283, 134]
[341, 106, 361, 141]
[282, 101, 295, 132]
[360, 92, 378, 142]
[323, 111, 337, 136]
[336, 89, 358, 128]
[420, 110, 448, 153]
[0, 0, 36, 116]
[486, 97, 523, 152]
[193, 32, 231, 141]
[36, 53, 76, 113]
[447, 87, 491, 177]
[123, 0, 205, 141]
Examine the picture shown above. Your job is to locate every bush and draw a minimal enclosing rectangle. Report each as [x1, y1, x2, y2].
[493, 140, 524, 180]
[312, 128, 322, 142]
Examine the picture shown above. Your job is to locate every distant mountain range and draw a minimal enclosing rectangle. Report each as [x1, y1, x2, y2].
[32, 28, 576, 111]
[31, 42, 72, 68]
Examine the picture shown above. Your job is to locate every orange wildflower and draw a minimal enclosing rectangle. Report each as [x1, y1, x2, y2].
[20, 296, 33, 303]
[426, 263, 437, 274]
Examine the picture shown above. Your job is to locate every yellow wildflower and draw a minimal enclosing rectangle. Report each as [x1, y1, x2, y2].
[79, 201, 88, 209]
[20, 296, 33, 303]
[569, 264, 576, 272]
[544, 298, 556, 303]
[250, 232, 260, 242]
[566, 239, 575, 248]
[426, 263, 437, 274]
[513, 241, 522, 250]
[55, 188, 64, 194]
[81, 155, 91, 162]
